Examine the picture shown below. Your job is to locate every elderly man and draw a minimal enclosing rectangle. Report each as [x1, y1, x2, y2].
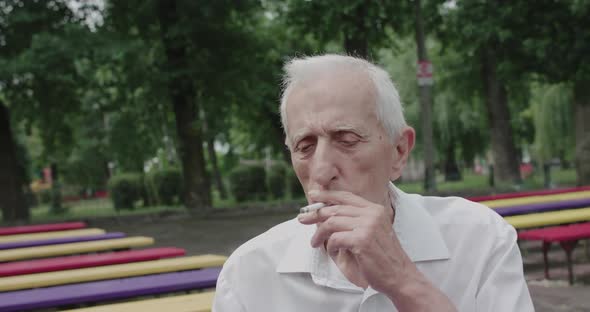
[213, 55, 533, 311]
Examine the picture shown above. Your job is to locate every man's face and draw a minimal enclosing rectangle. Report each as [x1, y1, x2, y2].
[285, 71, 400, 206]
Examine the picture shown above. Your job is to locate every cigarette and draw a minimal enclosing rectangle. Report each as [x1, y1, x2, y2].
[299, 202, 326, 214]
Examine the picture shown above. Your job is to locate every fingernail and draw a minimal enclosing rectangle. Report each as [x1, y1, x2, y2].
[308, 190, 319, 197]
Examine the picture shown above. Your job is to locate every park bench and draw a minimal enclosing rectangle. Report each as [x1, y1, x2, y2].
[494, 197, 590, 217]
[0, 228, 105, 244]
[0, 254, 227, 291]
[518, 222, 590, 285]
[0, 268, 220, 312]
[504, 207, 590, 230]
[0, 222, 86, 236]
[0, 232, 125, 250]
[0, 236, 154, 262]
[481, 190, 590, 208]
[468, 185, 590, 202]
[64, 291, 216, 312]
[0, 247, 185, 277]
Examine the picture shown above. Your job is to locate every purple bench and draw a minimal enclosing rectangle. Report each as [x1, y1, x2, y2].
[0, 267, 221, 312]
[494, 197, 590, 217]
[0, 233, 126, 250]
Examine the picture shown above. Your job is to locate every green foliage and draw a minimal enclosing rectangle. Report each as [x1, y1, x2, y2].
[145, 168, 183, 206]
[38, 189, 52, 205]
[267, 163, 287, 199]
[531, 83, 574, 163]
[108, 173, 144, 210]
[285, 0, 411, 57]
[228, 164, 267, 202]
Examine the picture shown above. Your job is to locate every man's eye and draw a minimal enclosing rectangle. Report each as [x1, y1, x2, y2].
[339, 140, 358, 147]
[299, 144, 314, 153]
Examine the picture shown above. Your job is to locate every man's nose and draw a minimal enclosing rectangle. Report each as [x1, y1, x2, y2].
[308, 140, 337, 190]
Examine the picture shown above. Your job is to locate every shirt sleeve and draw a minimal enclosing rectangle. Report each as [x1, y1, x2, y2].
[212, 265, 246, 312]
[476, 221, 534, 311]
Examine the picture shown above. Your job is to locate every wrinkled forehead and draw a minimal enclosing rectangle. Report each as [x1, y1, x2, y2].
[285, 69, 377, 116]
[284, 70, 379, 141]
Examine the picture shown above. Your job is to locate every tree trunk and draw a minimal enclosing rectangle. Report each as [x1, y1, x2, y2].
[481, 46, 522, 184]
[444, 137, 462, 182]
[157, 0, 211, 210]
[49, 162, 65, 214]
[573, 79, 590, 185]
[0, 102, 30, 222]
[263, 108, 291, 163]
[343, 1, 368, 59]
[414, 0, 436, 192]
[206, 135, 227, 200]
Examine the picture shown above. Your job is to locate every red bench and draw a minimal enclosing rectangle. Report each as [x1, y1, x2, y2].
[0, 247, 185, 277]
[468, 185, 590, 202]
[518, 222, 590, 285]
[0, 222, 86, 236]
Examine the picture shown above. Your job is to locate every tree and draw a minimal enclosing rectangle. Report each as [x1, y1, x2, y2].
[0, 0, 93, 220]
[437, 1, 529, 184]
[530, 83, 574, 165]
[515, 1, 590, 185]
[106, 0, 273, 210]
[0, 101, 29, 221]
[285, 0, 407, 58]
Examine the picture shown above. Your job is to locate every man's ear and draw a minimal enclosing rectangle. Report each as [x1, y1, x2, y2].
[390, 127, 415, 181]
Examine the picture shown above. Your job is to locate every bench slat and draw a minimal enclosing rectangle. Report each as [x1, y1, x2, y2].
[0, 247, 185, 277]
[0, 229, 105, 244]
[0, 254, 226, 291]
[481, 191, 590, 208]
[64, 292, 215, 312]
[0, 269, 219, 312]
[0, 222, 86, 236]
[469, 185, 590, 202]
[0, 236, 154, 262]
[505, 207, 590, 229]
[518, 222, 590, 242]
[0, 232, 126, 250]
[495, 198, 590, 216]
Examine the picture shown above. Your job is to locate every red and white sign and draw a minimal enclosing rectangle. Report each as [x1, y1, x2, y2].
[417, 60, 433, 86]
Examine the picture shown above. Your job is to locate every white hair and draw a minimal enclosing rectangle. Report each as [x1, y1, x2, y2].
[279, 54, 407, 148]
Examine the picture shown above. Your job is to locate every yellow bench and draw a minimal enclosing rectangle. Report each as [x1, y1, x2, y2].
[0, 228, 105, 244]
[0, 236, 154, 262]
[0, 254, 227, 291]
[65, 291, 215, 312]
[481, 191, 590, 208]
[505, 207, 590, 230]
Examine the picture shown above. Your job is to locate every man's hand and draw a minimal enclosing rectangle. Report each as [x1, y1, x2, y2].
[298, 190, 457, 311]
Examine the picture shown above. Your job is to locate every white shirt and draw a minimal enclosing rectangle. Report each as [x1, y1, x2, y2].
[213, 185, 534, 311]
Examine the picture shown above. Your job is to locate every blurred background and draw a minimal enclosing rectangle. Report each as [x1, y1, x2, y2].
[0, 0, 588, 223]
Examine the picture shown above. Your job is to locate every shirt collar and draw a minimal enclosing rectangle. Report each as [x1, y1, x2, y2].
[276, 183, 450, 274]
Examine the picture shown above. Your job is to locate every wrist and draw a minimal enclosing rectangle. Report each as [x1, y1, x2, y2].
[384, 265, 454, 312]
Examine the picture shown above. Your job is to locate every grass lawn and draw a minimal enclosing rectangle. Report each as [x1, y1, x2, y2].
[30, 198, 186, 222]
[395, 168, 578, 195]
[1, 168, 580, 224]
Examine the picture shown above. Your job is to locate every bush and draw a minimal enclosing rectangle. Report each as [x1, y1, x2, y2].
[108, 173, 143, 210]
[39, 189, 52, 205]
[267, 163, 287, 199]
[287, 169, 305, 198]
[145, 168, 183, 206]
[229, 164, 267, 202]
